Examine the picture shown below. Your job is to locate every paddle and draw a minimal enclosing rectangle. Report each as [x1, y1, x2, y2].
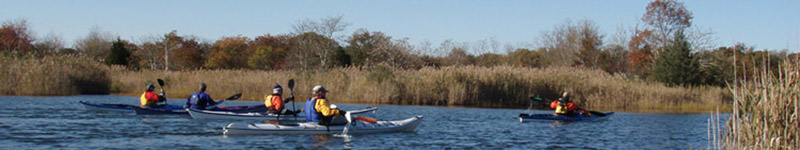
[288, 79, 296, 113]
[338, 111, 353, 137]
[223, 93, 243, 101]
[206, 93, 243, 109]
[157, 79, 167, 104]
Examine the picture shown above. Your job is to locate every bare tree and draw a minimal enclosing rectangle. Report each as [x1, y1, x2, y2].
[34, 32, 64, 55]
[416, 40, 434, 56]
[291, 16, 349, 69]
[75, 26, 113, 61]
[383, 38, 416, 68]
[540, 19, 605, 67]
[292, 15, 351, 41]
[160, 30, 182, 71]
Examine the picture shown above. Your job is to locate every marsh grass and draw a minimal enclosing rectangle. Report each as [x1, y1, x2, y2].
[0, 54, 110, 95]
[710, 59, 799, 149]
[111, 64, 729, 112]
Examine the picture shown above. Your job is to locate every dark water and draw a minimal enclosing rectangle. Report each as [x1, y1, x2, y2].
[0, 95, 727, 149]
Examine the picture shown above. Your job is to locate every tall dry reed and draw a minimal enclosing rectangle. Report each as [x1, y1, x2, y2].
[111, 64, 729, 112]
[0, 54, 110, 95]
[710, 59, 799, 149]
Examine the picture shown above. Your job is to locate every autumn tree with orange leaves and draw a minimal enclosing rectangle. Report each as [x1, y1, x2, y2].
[628, 0, 693, 77]
[0, 19, 35, 53]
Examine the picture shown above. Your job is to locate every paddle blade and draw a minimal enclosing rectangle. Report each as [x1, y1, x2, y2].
[589, 111, 607, 117]
[287, 79, 295, 89]
[157, 79, 165, 87]
[342, 112, 352, 134]
[530, 97, 543, 101]
[226, 93, 243, 100]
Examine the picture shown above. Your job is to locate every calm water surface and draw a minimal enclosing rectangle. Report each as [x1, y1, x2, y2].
[0, 95, 726, 149]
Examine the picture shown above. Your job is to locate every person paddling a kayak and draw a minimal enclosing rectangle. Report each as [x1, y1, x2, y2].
[550, 92, 579, 116]
[185, 83, 220, 110]
[304, 85, 348, 125]
[140, 83, 166, 108]
[264, 83, 297, 115]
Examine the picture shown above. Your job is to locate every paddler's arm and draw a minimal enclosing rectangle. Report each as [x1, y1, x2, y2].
[282, 96, 294, 103]
[314, 99, 340, 117]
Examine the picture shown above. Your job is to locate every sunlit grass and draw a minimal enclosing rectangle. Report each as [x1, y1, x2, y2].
[710, 59, 799, 149]
[111, 64, 730, 112]
[0, 54, 110, 95]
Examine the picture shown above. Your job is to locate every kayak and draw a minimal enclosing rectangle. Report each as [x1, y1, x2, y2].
[79, 101, 138, 112]
[132, 105, 187, 115]
[186, 107, 378, 120]
[212, 105, 267, 113]
[186, 108, 302, 121]
[518, 112, 614, 122]
[223, 115, 423, 135]
[133, 104, 268, 115]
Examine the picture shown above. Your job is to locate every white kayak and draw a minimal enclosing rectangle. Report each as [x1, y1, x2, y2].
[223, 115, 423, 135]
[187, 107, 378, 121]
[186, 108, 303, 121]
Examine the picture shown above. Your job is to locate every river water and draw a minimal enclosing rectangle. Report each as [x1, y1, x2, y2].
[0, 95, 726, 149]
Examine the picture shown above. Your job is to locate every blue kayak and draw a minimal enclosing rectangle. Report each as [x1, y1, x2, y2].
[79, 101, 138, 112]
[81, 101, 267, 115]
[133, 104, 268, 115]
[132, 105, 187, 115]
[518, 112, 614, 122]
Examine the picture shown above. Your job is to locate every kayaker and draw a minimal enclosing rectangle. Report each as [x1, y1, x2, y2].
[264, 83, 296, 115]
[304, 85, 347, 125]
[185, 83, 220, 110]
[140, 83, 166, 107]
[550, 92, 578, 116]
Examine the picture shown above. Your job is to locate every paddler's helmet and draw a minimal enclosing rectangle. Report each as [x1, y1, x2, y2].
[272, 83, 282, 94]
[312, 85, 328, 95]
[146, 83, 155, 91]
[559, 92, 571, 102]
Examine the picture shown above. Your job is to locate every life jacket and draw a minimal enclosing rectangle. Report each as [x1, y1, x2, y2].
[140, 91, 159, 107]
[188, 92, 212, 109]
[264, 95, 275, 108]
[304, 98, 319, 122]
[140, 92, 149, 106]
[555, 101, 568, 114]
[555, 101, 577, 115]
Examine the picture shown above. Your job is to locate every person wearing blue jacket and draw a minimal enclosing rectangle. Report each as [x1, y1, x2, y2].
[185, 83, 220, 110]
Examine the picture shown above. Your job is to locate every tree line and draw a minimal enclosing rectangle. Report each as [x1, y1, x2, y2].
[1, 0, 797, 87]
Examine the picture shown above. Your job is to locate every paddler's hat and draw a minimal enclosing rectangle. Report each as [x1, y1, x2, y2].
[273, 83, 283, 94]
[312, 85, 328, 94]
[146, 83, 155, 91]
[559, 92, 571, 102]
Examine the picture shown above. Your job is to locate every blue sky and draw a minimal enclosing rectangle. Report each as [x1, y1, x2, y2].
[1, 0, 798, 53]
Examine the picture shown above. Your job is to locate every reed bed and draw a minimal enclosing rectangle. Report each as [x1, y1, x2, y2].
[0, 54, 110, 95]
[111, 65, 729, 112]
[710, 60, 799, 149]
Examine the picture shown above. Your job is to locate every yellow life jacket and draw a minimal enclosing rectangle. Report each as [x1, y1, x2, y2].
[264, 95, 274, 108]
[140, 92, 151, 107]
[555, 105, 567, 114]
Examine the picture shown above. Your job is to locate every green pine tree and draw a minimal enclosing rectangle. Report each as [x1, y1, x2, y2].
[650, 30, 700, 86]
[106, 38, 130, 66]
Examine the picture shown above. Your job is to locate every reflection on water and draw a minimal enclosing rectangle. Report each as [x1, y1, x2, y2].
[0, 95, 727, 149]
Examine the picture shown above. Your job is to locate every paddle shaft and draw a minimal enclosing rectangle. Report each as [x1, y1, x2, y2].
[157, 79, 167, 104]
[288, 79, 295, 113]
